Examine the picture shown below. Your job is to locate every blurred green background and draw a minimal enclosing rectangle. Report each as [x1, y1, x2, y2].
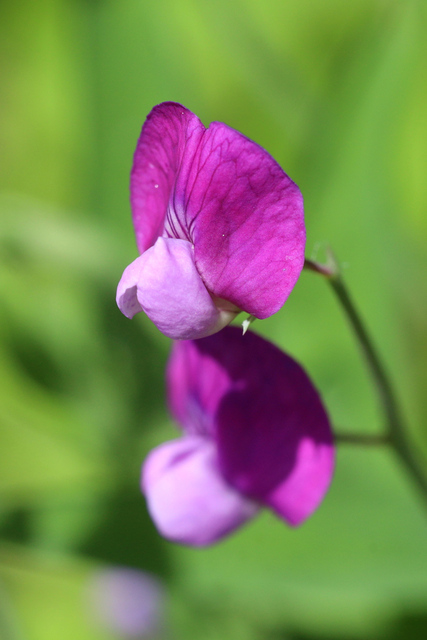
[1, 0, 427, 638]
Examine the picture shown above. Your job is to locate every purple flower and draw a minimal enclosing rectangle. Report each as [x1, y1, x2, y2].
[87, 567, 165, 638]
[117, 102, 305, 339]
[142, 327, 334, 546]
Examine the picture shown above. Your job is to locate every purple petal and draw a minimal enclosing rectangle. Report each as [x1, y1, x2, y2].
[117, 237, 237, 340]
[167, 327, 334, 526]
[142, 436, 259, 547]
[167, 335, 232, 437]
[190, 122, 305, 318]
[131, 102, 204, 252]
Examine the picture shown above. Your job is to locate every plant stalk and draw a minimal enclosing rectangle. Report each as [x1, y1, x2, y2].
[305, 256, 427, 504]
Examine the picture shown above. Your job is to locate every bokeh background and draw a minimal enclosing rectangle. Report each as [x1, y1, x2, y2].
[1, 0, 427, 638]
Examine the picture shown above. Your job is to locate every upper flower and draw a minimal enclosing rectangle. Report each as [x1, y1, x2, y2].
[117, 102, 305, 339]
[142, 327, 335, 546]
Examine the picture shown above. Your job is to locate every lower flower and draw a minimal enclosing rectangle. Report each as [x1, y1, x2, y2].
[141, 327, 335, 546]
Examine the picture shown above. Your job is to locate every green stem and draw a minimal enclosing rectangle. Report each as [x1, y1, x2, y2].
[335, 432, 390, 446]
[304, 256, 427, 504]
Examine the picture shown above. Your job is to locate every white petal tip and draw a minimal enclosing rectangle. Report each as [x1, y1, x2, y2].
[241, 314, 256, 335]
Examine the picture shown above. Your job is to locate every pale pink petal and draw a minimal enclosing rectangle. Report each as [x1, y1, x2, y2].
[142, 437, 259, 547]
[117, 237, 237, 340]
[116, 256, 145, 319]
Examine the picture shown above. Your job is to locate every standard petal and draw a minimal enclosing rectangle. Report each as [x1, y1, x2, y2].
[142, 437, 259, 547]
[188, 122, 305, 318]
[130, 102, 205, 252]
[167, 327, 334, 526]
[119, 237, 237, 340]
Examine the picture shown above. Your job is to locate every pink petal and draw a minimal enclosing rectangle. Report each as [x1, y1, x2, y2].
[142, 437, 259, 547]
[130, 103, 204, 252]
[167, 328, 334, 526]
[191, 122, 305, 318]
[266, 437, 334, 526]
[117, 237, 237, 340]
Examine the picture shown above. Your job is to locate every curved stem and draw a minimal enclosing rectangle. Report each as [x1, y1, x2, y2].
[305, 256, 427, 505]
[335, 432, 391, 446]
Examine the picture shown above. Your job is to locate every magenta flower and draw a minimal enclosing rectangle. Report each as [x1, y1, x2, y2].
[142, 327, 334, 546]
[117, 102, 305, 339]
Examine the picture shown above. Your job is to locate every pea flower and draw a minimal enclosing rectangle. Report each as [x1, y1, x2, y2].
[117, 102, 305, 339]
[142, 327, 334, 546]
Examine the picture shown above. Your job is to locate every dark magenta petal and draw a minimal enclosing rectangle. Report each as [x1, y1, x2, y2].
[131, 102, 204, 252]
[142, 436, 259, 546]
[167, 327, 334, 525]
[191, 122, 305, 318]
